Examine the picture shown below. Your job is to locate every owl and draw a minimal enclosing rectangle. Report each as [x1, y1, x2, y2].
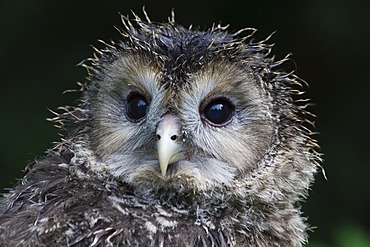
[0, 12, 321, 247]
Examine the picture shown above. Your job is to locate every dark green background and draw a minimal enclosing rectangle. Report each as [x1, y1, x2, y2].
[1, 1, 369, 246]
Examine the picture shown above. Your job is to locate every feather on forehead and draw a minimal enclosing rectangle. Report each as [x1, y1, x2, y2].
[87, 11, 277, 82]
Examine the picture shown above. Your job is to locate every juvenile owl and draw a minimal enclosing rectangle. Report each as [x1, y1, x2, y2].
[0, 12, 321, 247]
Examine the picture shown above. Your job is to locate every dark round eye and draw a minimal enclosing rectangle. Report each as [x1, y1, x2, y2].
[125, 92, 149, 122]
[201, 97, 235, 126]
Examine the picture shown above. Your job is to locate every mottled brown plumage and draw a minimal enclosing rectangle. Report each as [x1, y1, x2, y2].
[0, 11, 321, 246]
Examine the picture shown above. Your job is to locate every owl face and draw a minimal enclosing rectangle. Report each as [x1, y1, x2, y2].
[63, 17, 319, 200]
[88, 49, 275, 192]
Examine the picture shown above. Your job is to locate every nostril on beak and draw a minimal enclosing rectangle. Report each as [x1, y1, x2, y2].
[156, 113, 183, 176]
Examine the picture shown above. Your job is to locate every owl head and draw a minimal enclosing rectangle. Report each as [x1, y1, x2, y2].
[55, 12, 321, 203]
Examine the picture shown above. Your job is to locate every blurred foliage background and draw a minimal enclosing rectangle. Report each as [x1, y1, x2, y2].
[0, 1, 369, 246]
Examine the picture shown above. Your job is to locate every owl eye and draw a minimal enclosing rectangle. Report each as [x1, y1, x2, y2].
[125, 92, 149, 122]
[201, 97, 235, 126]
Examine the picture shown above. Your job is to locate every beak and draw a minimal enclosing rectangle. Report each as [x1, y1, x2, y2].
[156, 114, 182, 176]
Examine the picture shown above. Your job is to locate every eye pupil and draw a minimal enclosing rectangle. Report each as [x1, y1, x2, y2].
[126, 93, 149, 121]
[202, 98, 235, 126]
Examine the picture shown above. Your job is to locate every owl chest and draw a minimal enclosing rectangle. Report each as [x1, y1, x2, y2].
[65, 195, 234, 246]
[37, 189, 238, 247]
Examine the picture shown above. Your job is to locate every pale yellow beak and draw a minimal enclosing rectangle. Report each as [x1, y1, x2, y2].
[156, 114, 182, 176]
